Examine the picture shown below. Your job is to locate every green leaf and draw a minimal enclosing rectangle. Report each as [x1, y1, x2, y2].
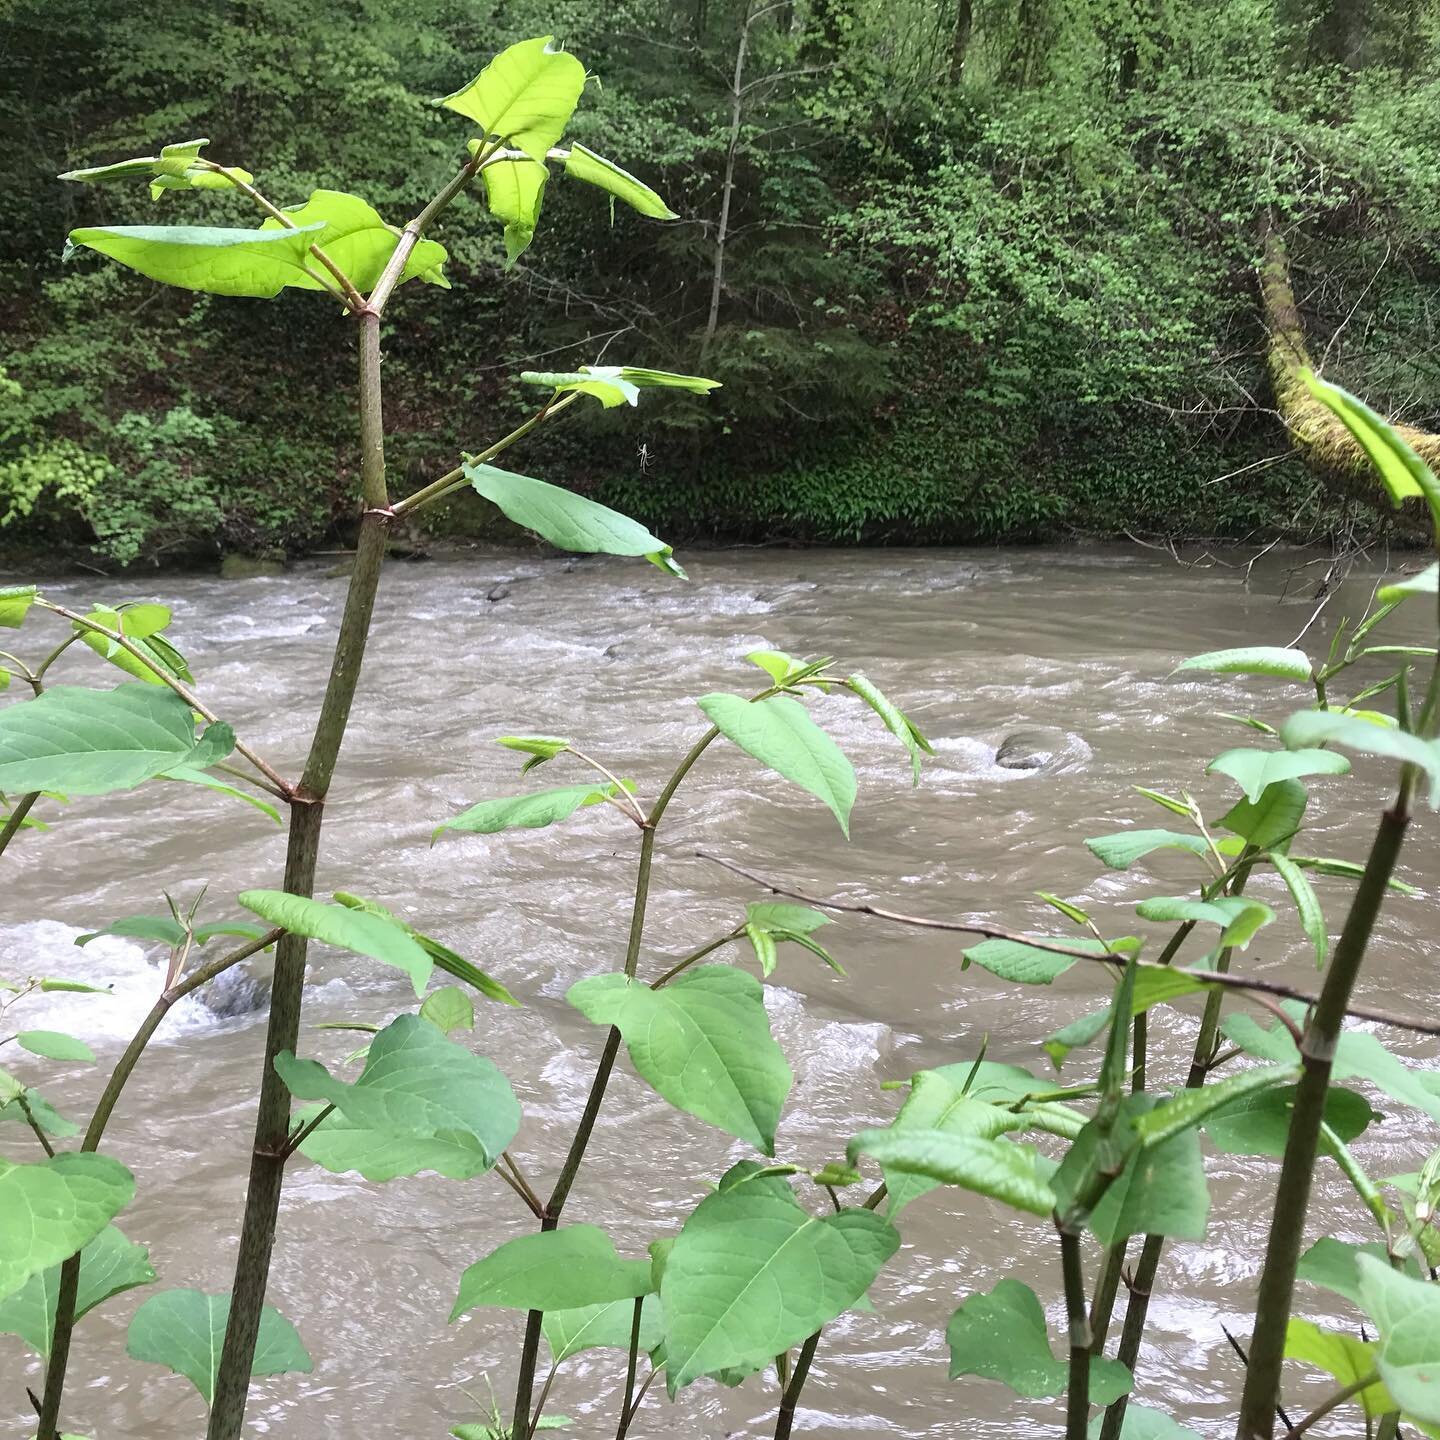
[0, 1225, 154, 1358]
[466, 461, 680, 574]
[419, 986, 474, 1036]
[946, 1279, 1131, 1402]
[0, 1153, 136, 1304]
[59, 138, 252, 197]
[64, 221, 327, 298]
[126, 1289, 310, 1404]
[0, 684, 234, 796]
[567, 965, 791, 1153]
[37, 978, 112, 994]
[260, 189, 448, 290]
[964, 935, 1129, 986]
[522, 365, 721, 406]
[1174, 647, 1313, 682]
[1205, 1084, 1376, 1158]
[848, 1129, 1056, 1217]
[1380, 563, 1438, 606]
[1134, 896, 1274, 948]
[1208, 747, 1351, 803]
[0, 1078, 78, 1138]
[1088, 1130, 1208, 1246]
[164, 766, 283, 825]
[562, 144, 676, 218]
[1270, 851, 1328, 966]
[75, 914, 187, 947]
[746, 649, 805, 684]
[451, 1225, 652, 1320]
[433, 781, 621, 840]
[1285, 1317, 1394, 1418]
[496, 734, 570, 772]
[876, 1071, 1030, 1216]
[746, 901, 830, 935]
[276, 1014, 519, 1181]
[1298, 1238, 1400, 1306]
[697, 692, 856, 835]
[238, 890, 432, 996]
[1220, 778, 1308, 851]
[1132, 1065, 1297, 1149]
[1086, 1408, 1204, 1439]
[1303, 371, 1440, 522]
[1084, 830, 1211, 869]
[480, 157, 548, 264]
[1044, 1008, 1111, 1070]
[659, 1164, 898, 1395]
[16, 1030, 95, 1063]
[543, 1295, 664, 1364]
[75, 604, 191, 685]
[1280, 710, 1440, 805]
[1357, 1256, 1440, 1423]
[846, 672, 933, 784]
[0, 585, 39, 628]
[1289, 854, 1420, 895]
[439, 35, 588, 161]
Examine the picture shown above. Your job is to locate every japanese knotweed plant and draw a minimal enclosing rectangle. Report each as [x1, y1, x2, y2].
[774, 377, 1439, 1440]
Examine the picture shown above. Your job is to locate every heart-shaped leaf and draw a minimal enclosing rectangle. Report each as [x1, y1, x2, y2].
[451, 1225, 652, 1320]
[1207, 747, 1351, 803]
[567, 965, 791, 1153]
[659, 1166, 898, 1394]
[276, 1014, 519, 1181]
[542, 1295, 664, 1364]
[0, 1153, 136, 1303]
[126, 1289, 310, 1404]
[947, 1278, 1131, 1401]
[440, 35, 588, 161]
[698, 692, 856, 834]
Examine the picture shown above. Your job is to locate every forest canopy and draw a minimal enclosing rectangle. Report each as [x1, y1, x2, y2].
[2, 0, 1438, 564]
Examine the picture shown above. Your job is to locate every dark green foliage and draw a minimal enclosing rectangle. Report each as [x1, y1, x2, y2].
[2, 0, 1438, 564]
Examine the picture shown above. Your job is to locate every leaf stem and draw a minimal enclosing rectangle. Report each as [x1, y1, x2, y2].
[649, 931, 742, 989]
[0, 792, 40, 859]
[615, 1297, 644, 1440]
[391, 391, 583, 518]
[1289, 1373, 1380, 1437]
[774, 1329, 822, 1440]
[36, 929, 279, 1440]
[36, 600, 292, 797]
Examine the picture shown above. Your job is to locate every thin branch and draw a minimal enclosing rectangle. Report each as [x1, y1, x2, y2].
[693, 851, 1440, 1039]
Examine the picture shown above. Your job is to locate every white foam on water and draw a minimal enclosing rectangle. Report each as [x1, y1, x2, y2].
[0, 920, 216, 1050]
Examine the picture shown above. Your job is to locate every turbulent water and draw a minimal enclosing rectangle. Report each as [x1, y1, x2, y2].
[3, 545, 1437, 1439]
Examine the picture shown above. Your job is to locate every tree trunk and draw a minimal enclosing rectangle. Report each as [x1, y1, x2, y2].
[1258, 213, 1439, 531]
[949, 0, 973, 82]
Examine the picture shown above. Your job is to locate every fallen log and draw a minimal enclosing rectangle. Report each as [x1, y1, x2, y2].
[1259, 212, 1440, 534]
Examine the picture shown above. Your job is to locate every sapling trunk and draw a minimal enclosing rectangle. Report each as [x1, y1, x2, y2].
[1235, 788, 1412, 1440]
[510, 729, 721, 1436]
[35, 930, 280, 1440]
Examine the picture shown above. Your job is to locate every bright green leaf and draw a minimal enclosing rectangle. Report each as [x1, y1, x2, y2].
[480, 157, 548, 264]
[451, 1224, 652, 1320]
[659, 1164, 897, 1395]
[567, 965, 791, 1153]
[16, 1031, 95, 1063]
[239, 890, 432, 995]
[1280, 710, 1440, 805]
[433, 781, 621, 840]
[126, 1288, 310, 1404]
[1380, 563, 1438, 606]
[439, 35, 588, 162]
[946, 1278, 1131, 1402]
[276, 1014, 519, 1181]
[698, 692, 856, 834]
[846, 672, 933, 784]
[848, 1129, 1056, 1217]
[1270, 851, 1328, 966]
[0, 586, 39, 628]
[1174, 647, 1312, 682]
[1285, 1317, 1393, 1418]
[420, 986, 474, 1036]
[562, 144, 676, 218]
[1134, 895, 1274, 948]
[1220, 779, 1308, 852]
[1208, 747, 1351, 803]
[543, 1295, 663, 1364]
[1356, 1256, 1440, 1423]
[1084, 830, 1211, 869]
[0, 1153, 136, 1304]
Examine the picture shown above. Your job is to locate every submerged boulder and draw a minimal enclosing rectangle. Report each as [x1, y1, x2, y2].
[995, 728, 1091, 774]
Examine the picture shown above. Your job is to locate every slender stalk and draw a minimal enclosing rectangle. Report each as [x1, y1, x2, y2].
[773, 1329, 822, 1440]
[511, 727, 723, 1436]
[392, 392, 582, 518]
[0, 792, 40, 858]
[36, 931, 278, 1440]
[615, 1368, 659, 1438]
[206, 300, 405, 1440]
[525, 1365, 558, 1440]
[615, 1297, 644, 1440]
[650, 931, 741, 989]
[37, 601, 291, 797]
[1089, 1243, 1127, 1354]
[1061, 1229, 1092, 1440]
[1289, 1374, 1379, 1436]
[15, 1093, 56, 1156]
[1237, 785, 1412, 1440]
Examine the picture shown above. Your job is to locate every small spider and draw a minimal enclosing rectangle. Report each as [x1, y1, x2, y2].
[636, 441, 654, 475]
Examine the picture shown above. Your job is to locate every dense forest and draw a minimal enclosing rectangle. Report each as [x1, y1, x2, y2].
[2, 0, 1438, 566]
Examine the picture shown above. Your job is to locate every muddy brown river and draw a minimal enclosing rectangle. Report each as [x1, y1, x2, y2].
[3, 545, 1437, 1439]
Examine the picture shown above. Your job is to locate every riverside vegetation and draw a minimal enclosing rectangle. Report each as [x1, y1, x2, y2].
[3, 0, 1440, 561]
[3, 33, 1440, 1440]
